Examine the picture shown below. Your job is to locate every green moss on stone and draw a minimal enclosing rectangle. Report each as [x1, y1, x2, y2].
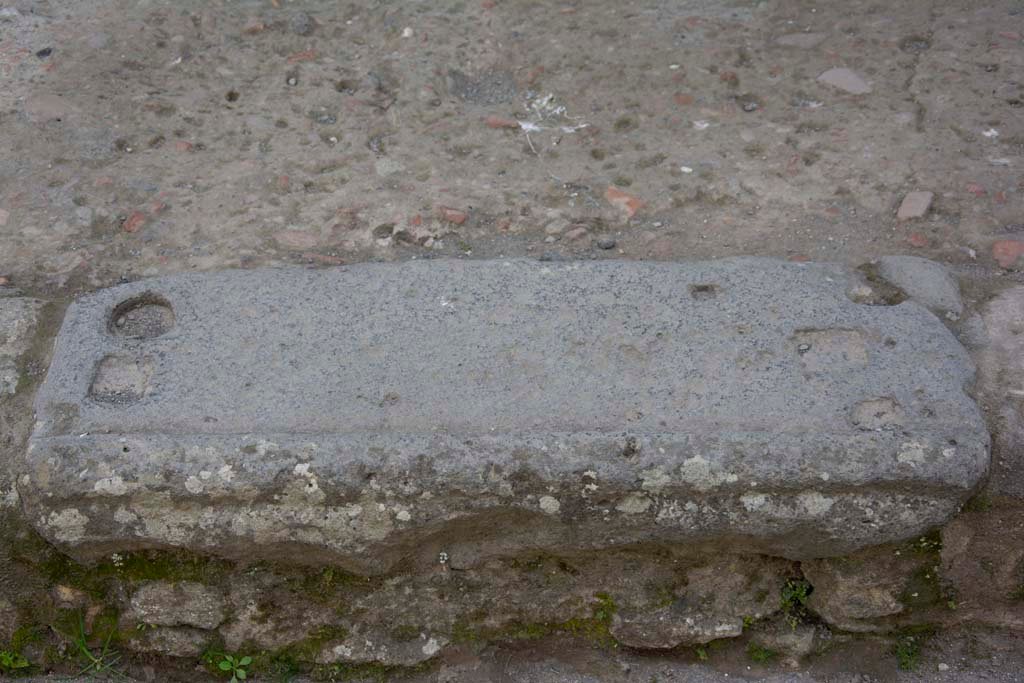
[900, 564, 946, 608]
[40, 548, 234, 599]
[453, 592, 619, 648]
[747, 641, 776, 663]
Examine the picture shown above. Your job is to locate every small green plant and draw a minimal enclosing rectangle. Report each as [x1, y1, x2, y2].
[592, 592, 616, 623]
[217, 653, 253, 681]
[781, 578, 811, 609]
[0, 650, 30, 672]
[780, 578, 812, 628]
[891, 627, 934, 671]
[747, 642, 776, 664]
[694, 646, 709, 661]
[72, 612, 126, 678]
[893, 635, 921, 670]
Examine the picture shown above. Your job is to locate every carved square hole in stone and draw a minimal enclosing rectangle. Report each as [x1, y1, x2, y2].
[689, 283, 719, 300]
[89, 354, 153, 404]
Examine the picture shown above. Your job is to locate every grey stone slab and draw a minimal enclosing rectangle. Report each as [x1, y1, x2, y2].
[21, 259, 988, 571]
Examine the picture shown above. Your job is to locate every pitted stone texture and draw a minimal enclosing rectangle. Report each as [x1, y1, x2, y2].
[128, 627, 210, 658]
[128, 581, 225, 630]
[610, 555, 790, 648]
[802, 548, 915, 631]
[207, 549, 795, 666]
[23, 259, 988, 570]
[749, 620, 827, 660]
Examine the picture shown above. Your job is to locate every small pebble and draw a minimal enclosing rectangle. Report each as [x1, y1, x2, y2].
[897, 191, 934, 221]
[36, 47, 53, 58]
[817, 67, 871, 94]
[938, 663, 949, 672]
[742, 101, 759, 112]
[597, 238, 617, 250]
[290, 11, 314, 36]
[564, 226, 589, 241]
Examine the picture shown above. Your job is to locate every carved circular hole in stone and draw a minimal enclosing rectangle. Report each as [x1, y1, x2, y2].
[109, 293, 175, 339]
[849, 264, 907, 306]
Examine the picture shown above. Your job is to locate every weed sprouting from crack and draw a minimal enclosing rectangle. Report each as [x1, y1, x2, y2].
[74, 613, 127, 679]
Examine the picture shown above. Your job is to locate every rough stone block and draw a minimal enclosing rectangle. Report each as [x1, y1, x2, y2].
[22, 259, 988, 571]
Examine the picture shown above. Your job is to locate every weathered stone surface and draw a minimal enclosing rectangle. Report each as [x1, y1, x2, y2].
[0, 596, 17, 641]
[749, 620, 826, 659]
[974, 286, 1024, 497]
[940, 510, 1024, 629]
[128, 581, 225, 630]
[802, 550, 910, 631]
[128, 626, 210, 658]
[23, 259, 988, 570]
[0, 296, 42, 397]
[610, 555, 789, 647]
[205, 548, 796, 665]
[317, 630, 451, 668]
[219, 584, 337, 653]
[876, 256, 962, 316]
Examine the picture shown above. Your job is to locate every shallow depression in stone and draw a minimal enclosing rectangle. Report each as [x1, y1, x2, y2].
[109, 293, 175, 339]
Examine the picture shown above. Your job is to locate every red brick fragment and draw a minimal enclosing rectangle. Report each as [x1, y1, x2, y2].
[122, 211, 146, 233]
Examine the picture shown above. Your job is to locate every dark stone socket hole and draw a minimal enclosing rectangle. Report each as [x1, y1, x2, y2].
[689, 283, 719, 300]
[109, 293, 175, 339]
[851, 264, 907, 306]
